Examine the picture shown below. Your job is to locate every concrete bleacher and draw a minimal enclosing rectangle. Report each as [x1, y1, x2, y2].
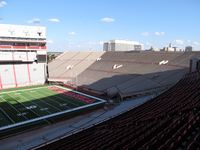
[76, 51, 195, 97]
[48, 52, 79, 79]
[48, 51, 200, 98]
[48, 52, 105, 81]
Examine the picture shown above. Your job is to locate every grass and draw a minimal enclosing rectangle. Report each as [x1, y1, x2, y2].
[0, 85, 104, 137]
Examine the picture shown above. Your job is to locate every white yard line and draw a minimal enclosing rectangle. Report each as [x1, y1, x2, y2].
[0, 96, 28, 120]
[13, 93, 45, 118]
[20, 91, 52, 115]
[0, 86, 52, 95]
[18, 93, 52, 125]
[0, 107, 15, 124]
[27, 91, 63, 112]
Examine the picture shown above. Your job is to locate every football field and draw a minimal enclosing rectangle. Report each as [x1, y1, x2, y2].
[0, 85, 105, 135]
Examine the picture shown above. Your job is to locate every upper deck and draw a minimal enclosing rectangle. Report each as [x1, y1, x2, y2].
[0, 24, 47, 51]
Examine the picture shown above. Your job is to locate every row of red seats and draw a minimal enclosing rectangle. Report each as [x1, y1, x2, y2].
[38, 72, 200, 150]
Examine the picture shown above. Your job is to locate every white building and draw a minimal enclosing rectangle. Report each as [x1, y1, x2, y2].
[161, 43, 183, 52]
[0, 24, 47, 89]
[103, 40, 143, 51]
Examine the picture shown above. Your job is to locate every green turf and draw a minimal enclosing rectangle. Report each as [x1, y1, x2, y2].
[0, 85, 99, 130]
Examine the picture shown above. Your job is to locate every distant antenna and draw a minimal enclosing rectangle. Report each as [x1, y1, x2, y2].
[8, 28, 15, 36]
[37, 27, 42, 36]
[23, 29, 29, 37]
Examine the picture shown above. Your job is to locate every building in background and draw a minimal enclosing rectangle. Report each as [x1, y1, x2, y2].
[161, 43, 183, 52]
[0, 24, 47, 89]
[103, 40, 143, 51]
[185, 46, 193, 52]
[47, 52, 62, 63]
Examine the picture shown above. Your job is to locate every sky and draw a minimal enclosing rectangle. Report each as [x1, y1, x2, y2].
[0, 0, 200, 51]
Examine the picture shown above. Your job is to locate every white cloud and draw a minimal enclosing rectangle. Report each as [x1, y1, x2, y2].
[141, 32, 150, 36]
[48, 18, 60, 23]
[27, 18, 41, 24]
[193, 41, 200, 46]
[154, 32, 165, 36]
[68, 32, 76, 36]
[47, 40, 54, 44]
[145, 42, 151, 46]
[154, 32, 160, 36]
[87, 41, 97, 45]
[0, 1, 7, 8]
[65, 40, 103, 51]
[160, 32, 165, 35]
[175, 39, 184, 45]
[99, 41, 104, 45]
[187, 40, 191, 43]
[87, 41, 105, 46]
[100, 17, 115, 23]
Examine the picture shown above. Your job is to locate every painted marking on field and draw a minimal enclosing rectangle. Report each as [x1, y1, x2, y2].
[17, 112, 27, 116]
[0, 86, 52, 95]
[40, 108, 49, 111]
[26, 105, 37, 110]
[0, 107, 16, 124]
[30, 91, 63, 112]
[60, 103, 68, 106]
[19, 91, 53, 117]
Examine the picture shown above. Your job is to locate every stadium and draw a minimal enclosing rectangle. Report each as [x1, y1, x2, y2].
[0, 23, 200, 150]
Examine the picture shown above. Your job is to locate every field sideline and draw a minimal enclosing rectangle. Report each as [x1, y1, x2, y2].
[0, 85, 105, 134]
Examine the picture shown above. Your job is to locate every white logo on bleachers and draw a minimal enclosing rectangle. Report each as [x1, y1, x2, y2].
[113, 64, 123, 69]
[66, 65, 73, 70]
[96, 57, 101, 61]
[159, 60, 169, 65]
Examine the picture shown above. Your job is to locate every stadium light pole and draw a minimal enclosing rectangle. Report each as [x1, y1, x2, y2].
[75, 71, 78, 91]
[72, 70, 78, 91]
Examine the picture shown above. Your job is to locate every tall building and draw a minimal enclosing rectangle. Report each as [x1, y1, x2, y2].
[161, 43, 182, 52]
[185, 46, 193, 52]
[103, 40, 143, 51]
[0, 24, 47, 89]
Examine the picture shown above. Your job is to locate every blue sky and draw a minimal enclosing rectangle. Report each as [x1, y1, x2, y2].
[0, 0, 200, 51]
